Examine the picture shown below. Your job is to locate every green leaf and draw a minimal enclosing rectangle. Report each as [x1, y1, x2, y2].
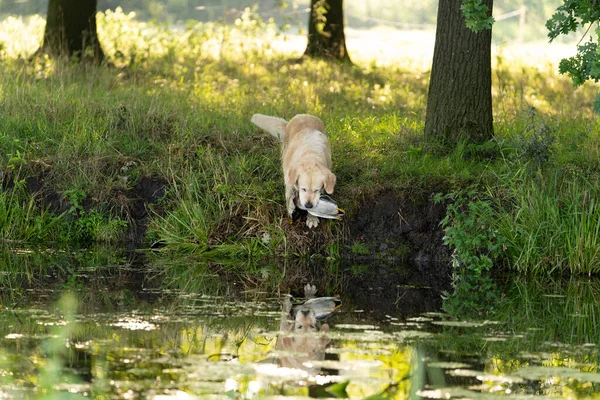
[325, 381, 350, 398]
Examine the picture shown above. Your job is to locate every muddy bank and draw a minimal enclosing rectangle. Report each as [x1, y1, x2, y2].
[340, 190, 451, 318]
[276, 189, 452, 317]
[8, 175, 452, 317]
[11, 175, 449, 262]
[344, 189, 450, 264]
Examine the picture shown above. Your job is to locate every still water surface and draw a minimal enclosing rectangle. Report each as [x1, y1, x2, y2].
[1, 247, 599, 399]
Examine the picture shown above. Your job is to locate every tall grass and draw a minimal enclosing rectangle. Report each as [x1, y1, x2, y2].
[147, 147, 288, 260]
[0, 184, 67, 242]
[495, 172, 600, 275]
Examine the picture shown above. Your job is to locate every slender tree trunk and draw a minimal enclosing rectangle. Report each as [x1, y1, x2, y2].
[42, 0, 104, 63]
[424, 0, 493, 143]
[303, 0, 351, 63]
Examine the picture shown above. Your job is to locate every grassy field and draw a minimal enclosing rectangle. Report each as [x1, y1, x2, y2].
[1, 9, 599, 276]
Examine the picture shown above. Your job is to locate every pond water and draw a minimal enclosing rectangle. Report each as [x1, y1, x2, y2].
[1, 247, 600, 399]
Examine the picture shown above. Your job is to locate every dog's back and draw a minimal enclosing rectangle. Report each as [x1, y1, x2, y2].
[285, 114, 325, 139]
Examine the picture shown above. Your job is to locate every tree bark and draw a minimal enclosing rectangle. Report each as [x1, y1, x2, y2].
[42, 0, 104, 63]
[303, 0, 351, 63]
[424, 0, 494, 144]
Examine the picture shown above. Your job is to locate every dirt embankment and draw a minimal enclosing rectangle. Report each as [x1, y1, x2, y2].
[341, 190, 452, 317]
[15, 176, 452, 316]
[279, 189, 452, 317]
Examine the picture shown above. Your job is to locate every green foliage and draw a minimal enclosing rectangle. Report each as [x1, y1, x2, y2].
[557, 41, 600, 86]
[350, 242, 371, 256]
[312, 0, 329, 35]
[547, 1, 600, 112]
[435, 191, 504, 317]
[493, 172, 600, 275]
[61, 189, 128, 243]
[515, 107, 557, 170]
[0, 186, 65, 243]
[147, 149, 283, 262]
[546, 0, 600, 41]
[460, 0, 495, 32]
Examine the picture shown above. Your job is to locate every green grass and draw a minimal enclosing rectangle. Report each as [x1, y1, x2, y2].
[493, 172, 600, 275]
[1, 10, 600, 275]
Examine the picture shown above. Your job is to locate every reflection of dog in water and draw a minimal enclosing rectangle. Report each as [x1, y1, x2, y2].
[274, 284, 340, 374]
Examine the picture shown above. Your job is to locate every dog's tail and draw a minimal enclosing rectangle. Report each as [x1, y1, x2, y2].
[251, 114, 288, 141]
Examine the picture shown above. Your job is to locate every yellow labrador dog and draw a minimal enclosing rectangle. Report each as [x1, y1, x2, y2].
[251, 114, 336, 228]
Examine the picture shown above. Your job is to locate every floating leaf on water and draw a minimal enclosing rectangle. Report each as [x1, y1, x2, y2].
[427, 362, 471, 369]
[309, 359, 384, 371]
[392, 330, 434, 340]
[517, 351, 554, 360]
[514, 366, 600, 383]
[447, 369, 525, 384]
[481, 336, 508, 342]
[418, 386, 553, 399]
[334, 324, 379, 330]
[421, 312, 446, 318]
[4, 333, 24, 339]
[407, 316, 434, 322]
[326, 347, 392, 356]
[431, 320, 499, 328]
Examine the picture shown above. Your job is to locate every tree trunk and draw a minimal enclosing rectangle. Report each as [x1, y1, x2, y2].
[424, 0, 493, 144]
[42, 0, 104, 63]
[303, 0, 351, 63]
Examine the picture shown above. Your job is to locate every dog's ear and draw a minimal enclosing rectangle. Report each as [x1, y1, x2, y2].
[324, 171, 336, 194]
[286, 166, 299, 187]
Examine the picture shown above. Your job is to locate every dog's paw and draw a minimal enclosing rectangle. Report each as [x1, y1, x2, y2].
[288, 202, 297, 218]
[306, 214, 320, 229]
[304, 283, 317, 298]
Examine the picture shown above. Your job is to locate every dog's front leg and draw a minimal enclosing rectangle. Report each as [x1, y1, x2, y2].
[280, 295, 293, 331]
[285, 185, 296, 218]
[306, 214, 320, 229]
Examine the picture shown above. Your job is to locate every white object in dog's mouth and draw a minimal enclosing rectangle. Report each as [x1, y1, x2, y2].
[295, 194, 344, 220]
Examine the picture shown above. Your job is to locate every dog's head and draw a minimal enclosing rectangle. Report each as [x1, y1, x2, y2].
[278, 308, 330, 372]
[293, 308, 323, 333]
[288, 163, 336, 210]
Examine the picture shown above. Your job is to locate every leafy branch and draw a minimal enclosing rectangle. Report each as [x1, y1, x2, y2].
[460, 0, 495, 32]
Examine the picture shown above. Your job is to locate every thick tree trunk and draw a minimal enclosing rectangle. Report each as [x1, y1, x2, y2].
[424, 0, 493, 144]
[42, 0, 104, 63]
[303, 0, 351, 63]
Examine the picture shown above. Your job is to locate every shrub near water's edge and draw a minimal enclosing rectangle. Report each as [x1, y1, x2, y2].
[435, 191, 503, 317]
